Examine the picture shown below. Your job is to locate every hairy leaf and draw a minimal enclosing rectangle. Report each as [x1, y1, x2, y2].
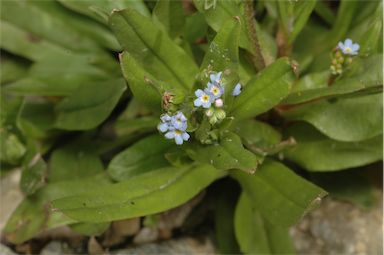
[52, 164, 226, 222]
[231, 159, 327, 226]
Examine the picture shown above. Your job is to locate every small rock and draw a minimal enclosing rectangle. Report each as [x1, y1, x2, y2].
[88, 237, 105, 255]
[0, 243, 17, 255]
[112, 237, 215, 255]
[102, 218, 140, 247]
[133, 227, 159, 245]
[291, 195, 383, 255]
[0, 170, 23, 233]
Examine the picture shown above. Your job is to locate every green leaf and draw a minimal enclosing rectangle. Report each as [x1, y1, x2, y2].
[1, 0, 103, 52]
[235, 119, 282, 154]
[4, 54, 117, 96]
[283, 94, 383, 142]
[20, 155, 47, 195]
[119, 52, 165, 109]
[16, 100, 55, 139]
[288, 0, 317, 43]
[4, 174, 111, 244]
[50, 147, 104, 182]
[109, 8, 198, 92]
[114, 117, 158, 137]
[0, 56, 28, 85]
[328, 0, 359, 44]
[153, 0, 185, 38]
[54, 79, 126, 130]
[108, 135, 173, 181]
[186, 132, 262, 172]
[310, 170, 377, 209]
[52, 164, 226, 222]
[30, 0, 120, 51]
[194, 0, 277, 62]
[0, 131, 26, 165]
[58, 0, 150, 24]
[283, 54, 383, 105]
[284, 123, 383, 171]
[231, 58, 295, 120]
[183, 12, 208, 43]
[231, 159, 327, 226]
[0, 21, 68, 61]
[200, 18, 240, 74]
[234, 192, 296, 254]
[314, 1, 335, 26]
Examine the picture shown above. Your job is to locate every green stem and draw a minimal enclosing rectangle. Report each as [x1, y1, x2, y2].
[244, 0, 266, 71]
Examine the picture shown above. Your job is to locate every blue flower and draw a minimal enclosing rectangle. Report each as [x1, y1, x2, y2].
[171, 111, 187, 131]
[338, 39, 359, 55]
[206, 82, 224, 99]
[210, 72, 223, 85]
[158, 112, 190, 145]
[158, 114, 173, 133]
[232, 83, 242, 96]
[194, 89, 214, 108]
[164, 129, 190, 145]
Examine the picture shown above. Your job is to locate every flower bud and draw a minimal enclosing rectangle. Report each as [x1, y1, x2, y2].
[214, 99, 223, 108]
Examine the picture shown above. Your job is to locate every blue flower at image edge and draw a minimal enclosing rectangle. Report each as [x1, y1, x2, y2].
[232, 83, 242, 96]
[338, 38, 359, 55]
[194, 89, 214, 108]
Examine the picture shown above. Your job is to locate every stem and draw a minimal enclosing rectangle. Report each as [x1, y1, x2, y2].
[244, 0, 266, 71]
[327, 74, 337, 86]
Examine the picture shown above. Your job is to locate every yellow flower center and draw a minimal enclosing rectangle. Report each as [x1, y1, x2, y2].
[202, 95, 209, 102]
[345, 47, 352, 53]
[211, 87, 219, 95]
[175, 130, 182, 135]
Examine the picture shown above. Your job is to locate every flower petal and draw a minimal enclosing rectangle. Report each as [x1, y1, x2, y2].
[194, 98, 202, 107]
[351, 43, 360, 52]
[195, 89, 204, 97]
[182, 132, 190, 141]
[175, 135, 183, 145]
[164, 131, 175, 139]
[345, 38, 352, 47]
[158, 123, 169, 133]
[338, 41, 344, 50]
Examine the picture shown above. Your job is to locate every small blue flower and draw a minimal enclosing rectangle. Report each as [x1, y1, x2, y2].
[210, 72, 222, 85]
[338, 39, 359, 55]
[164, 129, 190, 145]
[171, 111, 187, 131]
[158, 114, 173, 133]
[206, 82, 224, 99]
[194, 89, 214, 108]
[232, 83, 242, 96]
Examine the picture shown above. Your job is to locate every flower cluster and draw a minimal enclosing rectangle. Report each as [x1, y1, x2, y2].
[194, 72, 242, 125]
[158, 71, 242, 145]
[158, 112, 190, 145]
[330, 38, 360, 75]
